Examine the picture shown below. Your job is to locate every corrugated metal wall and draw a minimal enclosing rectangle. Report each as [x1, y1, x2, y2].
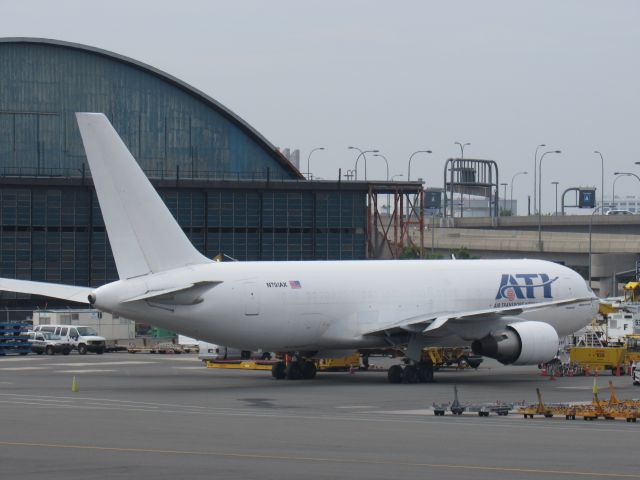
[0, 185, 366, 295]
[0, 41, 294, 179]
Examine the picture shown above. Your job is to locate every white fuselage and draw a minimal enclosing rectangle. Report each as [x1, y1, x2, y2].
[92, 258, 596, 352]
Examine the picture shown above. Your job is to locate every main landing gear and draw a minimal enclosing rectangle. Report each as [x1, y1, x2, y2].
[272, 359, 317, 380]
[387, 361, 434, 384]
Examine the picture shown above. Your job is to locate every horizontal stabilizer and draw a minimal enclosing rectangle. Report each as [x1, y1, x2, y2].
[0, 278, 92, 304]
[122, 281, 221, 305]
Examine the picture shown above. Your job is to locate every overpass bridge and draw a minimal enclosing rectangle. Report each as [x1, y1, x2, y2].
[376, 214, 640, 296]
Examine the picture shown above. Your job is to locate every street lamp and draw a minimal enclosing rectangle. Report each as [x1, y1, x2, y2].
[500, 183, 508, 213]
[510, 171, 528, 215]
[589, 206, 603, 290]
[533, 144, 546, 215]
[349, 146, 379, 180]
[537, 150, 562, 250]
[551, 181, 559, 216]
[454, 142, 470, 158]
[373, 154, 389, 181]
[306, 147, 325, 180]
[612, 172, 640, 210]
[407, 150, 432, 181]
[594, 151, 604, 214]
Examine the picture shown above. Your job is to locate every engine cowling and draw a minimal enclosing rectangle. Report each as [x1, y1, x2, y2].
[470, 321, 559, 365]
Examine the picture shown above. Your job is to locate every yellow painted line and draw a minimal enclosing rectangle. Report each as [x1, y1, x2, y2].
[0, 441, 638, 478]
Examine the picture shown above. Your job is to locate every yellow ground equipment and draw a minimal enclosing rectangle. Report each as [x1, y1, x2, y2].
[624, 281, 640, 303]
[569, 346, 626, 375]
[520, 382, 640, 422]
[204, 359, 275, 370]
[424, 347, 482, 369]
[518, 388, 556, 418]
[315, 352, 360, 371]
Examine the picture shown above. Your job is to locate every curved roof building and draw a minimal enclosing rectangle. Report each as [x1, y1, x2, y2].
[0, 37, 302, 179]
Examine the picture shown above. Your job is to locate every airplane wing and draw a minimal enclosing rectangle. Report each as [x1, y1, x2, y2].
[0, 278, 92, 304]
[363, 296, 596, 337]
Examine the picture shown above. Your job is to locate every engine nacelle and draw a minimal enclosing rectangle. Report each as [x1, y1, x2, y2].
[471, 321, 559, 365]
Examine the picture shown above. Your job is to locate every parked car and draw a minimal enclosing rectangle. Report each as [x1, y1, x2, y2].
[27, 331, 72, 355]
[606, 209, 633, 215]
[33, 325, 106, 354]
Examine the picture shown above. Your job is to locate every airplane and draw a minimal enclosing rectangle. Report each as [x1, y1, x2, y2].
[0, 113, 598, 383]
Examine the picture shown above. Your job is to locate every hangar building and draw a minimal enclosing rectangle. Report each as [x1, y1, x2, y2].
[0, 38, 382, 309]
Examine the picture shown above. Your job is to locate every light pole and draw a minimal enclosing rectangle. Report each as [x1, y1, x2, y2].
[500, 183, 508, 213]
[510, 171, 528, 215]
[454, 141, 470, 158]
[537, 150, 562, 250]
[349, 146, 379, 180]
[551, 181, 559, 215]
[407, 150, 432, 181]
[594, 151, 604, 214]
[306, 147, 325, 180]
[612, 172, 640, 210]
[373, 154, 389, 181]
[533, 144, 546, 215]
[589, 206, 603, 290]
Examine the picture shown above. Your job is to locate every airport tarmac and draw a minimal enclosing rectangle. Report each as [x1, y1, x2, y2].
[0, 353, 638, 480]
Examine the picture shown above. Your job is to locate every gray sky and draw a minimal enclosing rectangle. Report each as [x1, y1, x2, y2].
[2, 0, 640, 214]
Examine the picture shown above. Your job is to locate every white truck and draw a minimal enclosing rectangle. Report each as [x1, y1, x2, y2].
[633, 363, 640, 386]
[27, 331, 72, 355]
[33, 325, 107, 354]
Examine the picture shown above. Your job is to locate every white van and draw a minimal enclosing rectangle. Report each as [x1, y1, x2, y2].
[33, 325, 107, 354]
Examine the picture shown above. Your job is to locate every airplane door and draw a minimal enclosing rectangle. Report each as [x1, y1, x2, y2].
[243, 282, 260, 316]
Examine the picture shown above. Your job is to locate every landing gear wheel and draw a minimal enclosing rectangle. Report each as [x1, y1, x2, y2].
[272, 361, 286, 380]
[403, 365, 419, 384]
[416, 361, 434, 383]
[301, 361, 317, 380]
[285, 361, 303, 380]
[388, 365, 403, 384]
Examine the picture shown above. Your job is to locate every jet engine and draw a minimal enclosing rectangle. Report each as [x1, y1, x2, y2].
[470, 321, 558, 365]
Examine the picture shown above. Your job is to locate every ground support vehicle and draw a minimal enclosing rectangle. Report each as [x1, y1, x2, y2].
[27, 331, 71, 355]
[425, 347, 483, 370]
[128, 342, 184, 354]
[315, 352, 361, 372]
[433, 386, 512, 417]
[0, 322, 30, 355]
[569, 346, 626, 375]
[33, 325, 106, 354]
[519, 388, 560, 418]
[204, 359, 275, 370]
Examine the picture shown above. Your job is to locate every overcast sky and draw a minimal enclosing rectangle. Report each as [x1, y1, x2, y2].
[2, 0, 639, 214]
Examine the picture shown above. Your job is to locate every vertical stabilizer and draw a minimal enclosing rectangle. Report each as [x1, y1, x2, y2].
[76, 113, 212, 279]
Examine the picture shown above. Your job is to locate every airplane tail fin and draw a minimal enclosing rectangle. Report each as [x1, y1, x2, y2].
[76, 113, 212, 279]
